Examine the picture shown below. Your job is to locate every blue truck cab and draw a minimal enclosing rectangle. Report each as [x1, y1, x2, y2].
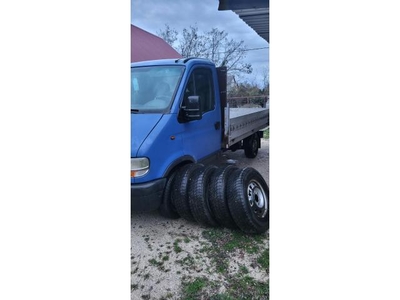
[131, 58, 225, 211]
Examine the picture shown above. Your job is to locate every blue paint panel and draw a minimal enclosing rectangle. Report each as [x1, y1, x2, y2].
[131, 114, 162, 157]
[134, 114, 184, 183]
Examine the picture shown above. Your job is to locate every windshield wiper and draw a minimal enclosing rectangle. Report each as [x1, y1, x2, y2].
[131, 109, 139, 113]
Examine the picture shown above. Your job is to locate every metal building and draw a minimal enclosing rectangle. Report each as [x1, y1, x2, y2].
[218, 0, 269, 43]
[131, 25, 182, 62]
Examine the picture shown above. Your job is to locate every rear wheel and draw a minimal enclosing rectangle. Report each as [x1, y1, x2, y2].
[172, 163, 204, 222]
[244, 134, 259, 158]
[227, 167, 269, 234]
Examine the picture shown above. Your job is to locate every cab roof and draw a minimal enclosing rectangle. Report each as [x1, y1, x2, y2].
[130, 57, 214, 68]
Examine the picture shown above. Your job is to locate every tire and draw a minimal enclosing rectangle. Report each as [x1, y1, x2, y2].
[209, 165, 239, 229]
[159, 170, 180, 219]
[172, 163, 204, 222]
[227, 167, 269, 234]
[244, 134, 259, 158]
[188, 165, 219, 227]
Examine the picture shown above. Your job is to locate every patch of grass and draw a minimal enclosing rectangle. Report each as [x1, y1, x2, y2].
[148, 258, 165, 271]
[148, 258, 159, 266]
[172, 229, 269, 299]
[181, 277, 209, 300]
[239, 265, 249, 274]
[229, 231, 265, 254]
[257, 248, 269, 270]
[216, 262, 228, 274]
[209, 294, 235, 300]
[162, 254, 170, 261]
[201, 228, 267, 274]
[227, 275, 269, 300]
[131, 283, 138, 291]
[203, 229, 266, 255]
[201, 229, 230, 273]
[177, 254, 196, 268]
[202, 228, 226, 242]
[174, 238, 183, 253]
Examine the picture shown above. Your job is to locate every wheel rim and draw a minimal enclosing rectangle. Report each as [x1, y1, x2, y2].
[247, 180, 268, 219]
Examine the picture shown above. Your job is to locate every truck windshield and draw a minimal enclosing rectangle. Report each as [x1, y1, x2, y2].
[131, 66, 184, 113]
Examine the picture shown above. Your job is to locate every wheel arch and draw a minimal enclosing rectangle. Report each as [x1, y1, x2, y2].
[162, 155, 196, 178]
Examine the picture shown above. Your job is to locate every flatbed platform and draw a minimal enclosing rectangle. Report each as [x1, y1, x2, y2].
[224, 107, 269, 147]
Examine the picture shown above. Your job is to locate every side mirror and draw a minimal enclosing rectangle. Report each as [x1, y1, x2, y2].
[183, 96, 202, 121]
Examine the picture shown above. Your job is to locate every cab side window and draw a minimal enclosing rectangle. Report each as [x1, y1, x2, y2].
[183, 68, 215, 114]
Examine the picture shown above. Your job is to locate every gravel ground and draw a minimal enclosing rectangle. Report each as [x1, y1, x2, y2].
[131, 138, 269, 300]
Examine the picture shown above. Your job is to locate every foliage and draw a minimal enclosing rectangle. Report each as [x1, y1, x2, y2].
[201, 228, 267, 274]
[181, 277, 209, 300]
[228, 81, 263, 98]
[157, 24, 178, 46]
[227, 80, 268, 107]
[257, 248, 269, 270]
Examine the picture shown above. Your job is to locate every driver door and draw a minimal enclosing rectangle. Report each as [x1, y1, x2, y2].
[180, 67, 221, 160]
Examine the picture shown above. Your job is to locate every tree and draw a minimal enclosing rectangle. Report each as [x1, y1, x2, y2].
[227, 79, 268, 108]
[157, 24, 178, 47]
[228, 81, 261, 98]
[157, 24, 252, 75]
[261, 67, 269, 96]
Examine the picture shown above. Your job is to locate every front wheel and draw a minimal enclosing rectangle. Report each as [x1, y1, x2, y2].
[159, 169, 181, 219]
[227, 167, 269, 234]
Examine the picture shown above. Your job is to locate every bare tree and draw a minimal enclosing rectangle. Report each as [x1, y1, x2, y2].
[158, 24, 252, 75]
[157, 24, 178, 47]
[178, 25, 208, 58]
[261, 67, 269, 95]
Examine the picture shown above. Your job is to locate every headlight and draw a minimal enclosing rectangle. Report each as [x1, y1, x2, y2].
[131, 157, 149, 177]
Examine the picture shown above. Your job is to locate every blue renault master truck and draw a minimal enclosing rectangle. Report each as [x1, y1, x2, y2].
[131, 58, 269, 233]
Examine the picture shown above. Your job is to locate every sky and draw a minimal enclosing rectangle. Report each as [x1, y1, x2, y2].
[131, 0, 269, 87]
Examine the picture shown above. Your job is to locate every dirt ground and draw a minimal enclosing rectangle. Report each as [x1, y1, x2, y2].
[131, 139, 269, 300]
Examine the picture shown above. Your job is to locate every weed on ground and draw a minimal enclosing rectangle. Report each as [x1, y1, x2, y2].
[195, 228, 269, 299]
[132, 217, 269, 300]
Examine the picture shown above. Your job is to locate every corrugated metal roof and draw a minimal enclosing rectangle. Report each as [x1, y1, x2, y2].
[218, 0, 269, 43]
[131, 25, 182, 62]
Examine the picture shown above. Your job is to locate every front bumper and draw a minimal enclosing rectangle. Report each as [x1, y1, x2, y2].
[131, 178, 166, 212]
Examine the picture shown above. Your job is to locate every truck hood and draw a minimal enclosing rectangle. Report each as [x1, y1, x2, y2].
[131, 113, 163, 157]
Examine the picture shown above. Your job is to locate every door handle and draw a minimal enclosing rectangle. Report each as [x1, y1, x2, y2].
[214, 121, 220, 130]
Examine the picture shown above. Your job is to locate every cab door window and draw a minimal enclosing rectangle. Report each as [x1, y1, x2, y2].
[182, 68, 215, 114]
